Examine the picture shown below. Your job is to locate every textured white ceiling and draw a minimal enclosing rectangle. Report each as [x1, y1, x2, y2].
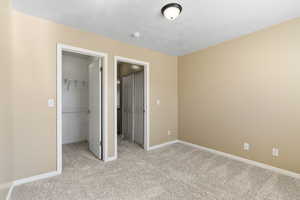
[13, 0, 300, 56]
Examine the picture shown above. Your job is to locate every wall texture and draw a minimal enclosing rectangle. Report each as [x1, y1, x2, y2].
[12, 11, 178, 180]
[178, 18, 300, 173]
[0, 0, 13, 198]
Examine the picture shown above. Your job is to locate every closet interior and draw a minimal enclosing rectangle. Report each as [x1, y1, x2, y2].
[62, 51, 103, 166]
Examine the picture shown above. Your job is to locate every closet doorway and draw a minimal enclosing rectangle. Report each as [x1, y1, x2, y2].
[57, 44, 108, 174]
[114, 57, 149, 159]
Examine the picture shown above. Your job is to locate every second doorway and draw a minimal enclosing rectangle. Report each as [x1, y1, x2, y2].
[116, 59, 147, 157]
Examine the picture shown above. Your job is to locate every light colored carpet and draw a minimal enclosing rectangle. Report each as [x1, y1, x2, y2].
[11, 139, 300, 200]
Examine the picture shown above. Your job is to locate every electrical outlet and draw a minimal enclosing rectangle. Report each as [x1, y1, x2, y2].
[243, 143, 250, 151]
[168, 130, 172, 136]
[272, 148, 279, 157]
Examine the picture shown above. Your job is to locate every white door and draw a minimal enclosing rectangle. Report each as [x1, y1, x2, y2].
[88, 58, 102, 159]
[122, 75, 134, 142]
[133, 71, 144, 147]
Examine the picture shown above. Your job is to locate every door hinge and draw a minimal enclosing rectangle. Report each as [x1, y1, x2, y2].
[100, 67, 103, 72]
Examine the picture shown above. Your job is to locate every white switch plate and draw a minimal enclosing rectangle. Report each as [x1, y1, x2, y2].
[272, 148, 279, 157]
[48, 99, 55, 107]
[168, 130, 172, 136]
[156, 99, 160, 105]
[243, 143, 250, 151]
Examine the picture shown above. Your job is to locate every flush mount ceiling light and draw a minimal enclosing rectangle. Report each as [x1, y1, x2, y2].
[131, 32, 141, 38]
[161, 3, 182, 21]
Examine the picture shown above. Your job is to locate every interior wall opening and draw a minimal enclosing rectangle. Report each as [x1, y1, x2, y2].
[61, 50, 103, 172]
[117, 61, 145, 156]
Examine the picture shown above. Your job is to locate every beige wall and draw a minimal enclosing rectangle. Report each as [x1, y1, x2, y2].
[178, 18, 300, 173]
[0, 0, 13, 198]
[11, 11, 178, 180]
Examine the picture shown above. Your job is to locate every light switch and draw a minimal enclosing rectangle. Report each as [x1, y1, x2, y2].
[48, 99, 55, 107]
[272, 148, 279, 157]
[243, 143, 250, 151]
[156, 99, 160, 105]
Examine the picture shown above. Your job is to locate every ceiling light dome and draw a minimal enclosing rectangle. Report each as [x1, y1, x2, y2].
[132, 32, 140, 38]
[161, 3, 182, 21]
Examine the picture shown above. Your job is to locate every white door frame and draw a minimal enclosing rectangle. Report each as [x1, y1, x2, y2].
[114, 56, 150, 159]
[57, 44, 108, 174]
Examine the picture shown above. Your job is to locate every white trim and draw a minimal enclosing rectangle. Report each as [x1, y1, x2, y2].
[14, 171, 60, 186]
[57, 44, 62, 174]
[113, 56, 150, 160]
[105, 155, 117, 162]
[149, 140, 179, 150]
[6, 184, 14, 200]
[102, 53, 109, 162]
[178, 140, 300, 179]
[113, 57, 118, 159]
[6, 171, 60, 199]
[57, 44, 109, 172]
[0, 182, 13, 200]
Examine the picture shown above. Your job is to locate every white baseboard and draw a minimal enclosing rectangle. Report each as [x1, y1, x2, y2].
[0, 182, 13, 200]
[14, 171, 60, 186]
[105, 155, 117, 162]
[4, 171, 60, 200]
[178, 140, 300, 179]
[105, 140, 179, 161]
[6, 184, 14, 200]
[105, 140, 179, 160]
[149, 140, 179, 150]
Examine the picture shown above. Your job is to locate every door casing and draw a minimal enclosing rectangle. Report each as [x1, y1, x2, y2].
[57, 44, 108, 174]
[113, 56, 150, 160]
